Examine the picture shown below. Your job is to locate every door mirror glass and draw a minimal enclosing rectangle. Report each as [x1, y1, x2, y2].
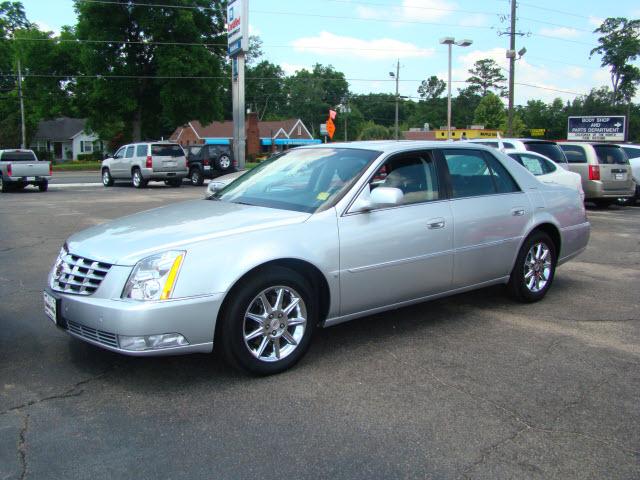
[370, 187, 404, 207]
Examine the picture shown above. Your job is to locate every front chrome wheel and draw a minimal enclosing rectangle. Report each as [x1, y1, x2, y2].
[243, 286, 307, 362]
[524, 242, 552, 293]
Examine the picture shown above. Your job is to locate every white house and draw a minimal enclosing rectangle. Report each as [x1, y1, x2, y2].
[31, 118, 106, 161]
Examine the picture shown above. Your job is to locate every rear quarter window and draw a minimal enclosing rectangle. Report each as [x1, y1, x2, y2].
[152, 144, 184, 157]
[622, 147, 640, 160]
[560, 145, 588, 163]
[136, 145, 147, 157]
[594, 145, 629, 165]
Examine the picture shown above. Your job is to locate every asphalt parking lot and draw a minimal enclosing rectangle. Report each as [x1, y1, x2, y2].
[1, 179, 639, 480]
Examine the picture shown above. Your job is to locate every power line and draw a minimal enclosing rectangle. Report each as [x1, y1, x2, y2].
[514, 1, 594, 20]
[322, 0, 496, 17]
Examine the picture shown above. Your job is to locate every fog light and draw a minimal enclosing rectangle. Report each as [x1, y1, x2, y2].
[119, 333, 189, 351]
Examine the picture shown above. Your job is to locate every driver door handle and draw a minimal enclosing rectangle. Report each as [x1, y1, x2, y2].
[512, 208, 526, 217]
[427, 218, 446, 230]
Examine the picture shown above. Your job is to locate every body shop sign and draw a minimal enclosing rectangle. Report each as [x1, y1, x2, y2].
[227, 0, 248, 56]
[567, 116, 626, 141]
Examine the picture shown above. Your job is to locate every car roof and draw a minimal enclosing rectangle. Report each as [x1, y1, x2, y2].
[297, 140, 497, 154]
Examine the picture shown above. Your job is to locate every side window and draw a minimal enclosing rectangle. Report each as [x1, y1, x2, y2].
[484, 154, 520, 193]
[622, 147, 640, 160]
[136, 145, 147, 157]
[125, 146, 135, 158]
[561, 145, 587, 163]
[519, 154, 546, 176]
[369, 152, 440, 205]
[114, 147, 125, 159]
[443, 149, 495, 198]
[542, 158, 557, 173]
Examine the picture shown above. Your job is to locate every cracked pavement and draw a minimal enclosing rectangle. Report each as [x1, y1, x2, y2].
[1, 183, 639, 479]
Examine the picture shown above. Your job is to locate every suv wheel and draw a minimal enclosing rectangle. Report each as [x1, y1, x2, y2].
[102, 169, 114, 187]
[216, 154, 232, 172]
[38, 180, 48, 192]
[508, 231, 557, 303]
[132, 169, 147, 188]
[168, 178, 182, 188]
[190, 168, 204, 186]
[219, 266, 316, 375]
[0, 175, 7, 193]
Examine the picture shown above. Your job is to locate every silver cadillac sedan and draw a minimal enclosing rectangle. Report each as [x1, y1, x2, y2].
[44, 142, 590, 375]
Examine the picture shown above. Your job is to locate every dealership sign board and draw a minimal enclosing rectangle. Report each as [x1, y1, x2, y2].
[567, 116, 626, 142]
[227, 0, 248, 56]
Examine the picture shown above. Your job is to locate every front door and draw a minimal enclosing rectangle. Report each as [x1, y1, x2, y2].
[440, 148, 531, 288]
[338, 150, 454, 316]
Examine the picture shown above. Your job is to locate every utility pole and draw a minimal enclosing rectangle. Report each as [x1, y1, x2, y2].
[17, 57, 26, 149]
[507, 0, 516, 136]
[394, 60, 400, 140]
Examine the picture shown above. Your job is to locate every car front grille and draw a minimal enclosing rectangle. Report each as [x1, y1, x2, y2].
[52, 253, 112, 296]
[67, 320, 119, 348]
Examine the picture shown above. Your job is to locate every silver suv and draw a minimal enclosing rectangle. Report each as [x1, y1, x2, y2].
[101, 142, 188, 188]
[559, 142, 634, 207]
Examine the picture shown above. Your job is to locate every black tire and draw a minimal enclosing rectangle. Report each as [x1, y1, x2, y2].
[0, 176, 11, 193]
[219, 266, 316, 375]
[132, 168, 147, 188]
[38, 180, 48, 192]
[168, 178, 182, 188]
[592, 199, 612, 208]
[508, 231, 557, 303]
[102, 168, 114, 187]
[215, 154, 232, 172]
[189, 168, 204, 186]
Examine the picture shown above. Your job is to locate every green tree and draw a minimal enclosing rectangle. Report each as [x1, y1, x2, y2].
[73, 0, 228, 145]
[417, 75, 445, 101]
[452, 87, 482, 128]
[467, 58, 507, 97]
[351, 93, 414, 128]
[591, 17, 640, 104]
[473, 92, 505, 129]
[285, 64, 348, 136]
[246, 60, 285, 120]
[358, 121, 391, 140]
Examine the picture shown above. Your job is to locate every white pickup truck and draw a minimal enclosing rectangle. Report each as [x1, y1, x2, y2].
[0, 149, 52, 193]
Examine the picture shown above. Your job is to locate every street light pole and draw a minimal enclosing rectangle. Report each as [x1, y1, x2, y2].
[389, 60, 400, 140]
[440, 38, 472, 141]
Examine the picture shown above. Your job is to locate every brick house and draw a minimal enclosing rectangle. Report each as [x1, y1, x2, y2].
[169, 113, 320, 157]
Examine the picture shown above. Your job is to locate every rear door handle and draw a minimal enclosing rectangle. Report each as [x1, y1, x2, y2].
[427, 218, 446, 229]
[512, 208, 525, 217]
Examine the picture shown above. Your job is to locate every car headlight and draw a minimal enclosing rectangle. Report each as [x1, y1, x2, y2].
[122, 251, 185, 301]
[50, 244, 68, 283]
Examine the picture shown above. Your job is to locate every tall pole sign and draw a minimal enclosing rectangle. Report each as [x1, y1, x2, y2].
[227, 0, 248, 169]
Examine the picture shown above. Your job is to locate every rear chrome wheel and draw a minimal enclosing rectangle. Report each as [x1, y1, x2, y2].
[523, 243, 552, 293]
[216, 155, 232, 171]
[243, 286, 307, 362]
[508, 231, 556, 303]
[132, 169, 146, 188]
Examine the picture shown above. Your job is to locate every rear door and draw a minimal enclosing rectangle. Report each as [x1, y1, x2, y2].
[593, 144, 634, 194]
[441, 148, 531, 288]
[151, 144, 185, 172]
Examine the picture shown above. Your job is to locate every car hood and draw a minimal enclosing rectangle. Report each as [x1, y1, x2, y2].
[66, 200, 310, 265]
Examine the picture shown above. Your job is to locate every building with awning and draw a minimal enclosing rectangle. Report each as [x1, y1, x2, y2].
[170, 114, 320, 157]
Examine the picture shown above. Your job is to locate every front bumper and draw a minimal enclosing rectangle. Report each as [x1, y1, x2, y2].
[45, 286, 223, 356]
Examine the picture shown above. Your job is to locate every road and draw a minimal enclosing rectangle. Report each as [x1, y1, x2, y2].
[1, 185, 639, 479]
[50, 171, 101, 185]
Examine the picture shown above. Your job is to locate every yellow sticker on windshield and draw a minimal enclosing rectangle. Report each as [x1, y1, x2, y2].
[317, 192, 330, 201]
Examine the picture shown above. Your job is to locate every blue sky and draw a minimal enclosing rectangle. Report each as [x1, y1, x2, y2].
[22, 0, 640, 105]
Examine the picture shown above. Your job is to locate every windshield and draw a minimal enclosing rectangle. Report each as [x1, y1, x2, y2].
[1, 151, 37, 162]
[594, 145, 628, 165]
[525, 142, 567, 164]
[151, 144, 184, 157]
[214, 148, 380, 213]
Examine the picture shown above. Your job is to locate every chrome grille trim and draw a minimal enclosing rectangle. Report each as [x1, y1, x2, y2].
[67, 320, 119, 348]
[52, 253, 112, 296]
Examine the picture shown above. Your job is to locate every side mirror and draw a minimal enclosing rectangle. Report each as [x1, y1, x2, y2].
[205, 181, 223, 198]
[350, 185, 403, 213]
[370, 186, 403, 207]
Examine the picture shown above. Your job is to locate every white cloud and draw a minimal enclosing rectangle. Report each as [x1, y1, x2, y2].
[35, 20, 60, 36]
[459, 14, 489, 27]
[280, 63, 308, 76]
[291, 31, 435, 60]
[539, 27, 580, 39]
[356, 0, 457, 23]
[588, 15, 603, 28]
[452, 48, 584, 103]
